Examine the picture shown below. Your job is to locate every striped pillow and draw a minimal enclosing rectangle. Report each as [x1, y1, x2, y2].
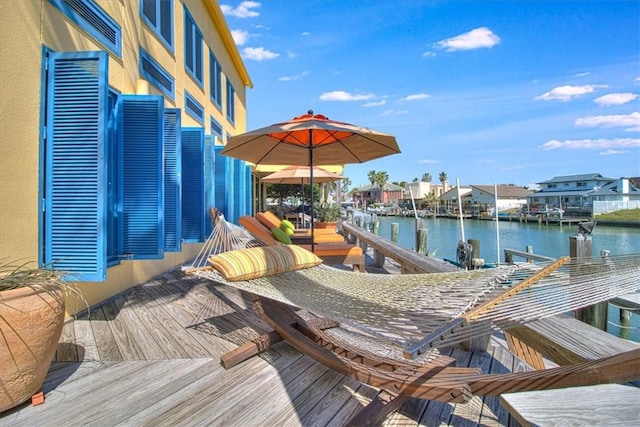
[208, 245, 322, 281]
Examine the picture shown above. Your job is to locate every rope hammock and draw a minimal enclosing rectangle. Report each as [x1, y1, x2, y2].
[188, 214, 640, 359]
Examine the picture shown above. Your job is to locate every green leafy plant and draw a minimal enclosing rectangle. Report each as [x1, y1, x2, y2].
[314, 202, 341, 222]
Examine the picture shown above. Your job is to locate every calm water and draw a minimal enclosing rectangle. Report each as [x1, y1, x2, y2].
[373, 215, 640, 342]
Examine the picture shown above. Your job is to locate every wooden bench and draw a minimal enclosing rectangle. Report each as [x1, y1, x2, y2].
[500, 384, 640, 427]
[502, 315, 640, 426]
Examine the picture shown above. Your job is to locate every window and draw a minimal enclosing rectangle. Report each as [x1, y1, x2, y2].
[577, 182, 587, 187]
[185, 90, 204, 124]
[41, 50, 188, 280]
[226, 80, 235, 124]
[117, 95, 165, 260]
[209, 50, 222, 108]
[183, 6, 203, 86]
[181, 128, 205, 242]
[163, 109, 182, 252]
[140, 0, 173, 51]
[48, 0, 122, 57]
[210, 116, 223, 139]
[139, 47, 175, 100]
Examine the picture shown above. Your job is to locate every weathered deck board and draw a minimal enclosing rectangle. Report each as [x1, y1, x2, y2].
[7, 263, 632, 426]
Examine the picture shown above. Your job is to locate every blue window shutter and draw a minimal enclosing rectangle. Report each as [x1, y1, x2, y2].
[244, 162, 253, 216]
[164, 108, 181, 252]
[204, 135, 215, 236]
[214, 145, 227, 217]
[231, 158, 243, 223]
[118, 95, 164, 259]
[182, 127, 205, 242]
[225, 157, 236, 223]
[44, 51, 108, 281]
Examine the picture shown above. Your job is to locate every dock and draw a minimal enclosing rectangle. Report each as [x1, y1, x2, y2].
[3, 228, 639, 425]
[5, 263, 534, 426]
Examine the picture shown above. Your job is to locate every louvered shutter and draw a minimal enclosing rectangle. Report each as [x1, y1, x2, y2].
[44, 51, 108, 281]
[244, 162, 253, 216]
[118, 95, 164, 259]
[204, 135, 215, 236]
[215, 146, 236, 221]
[181, 127, 205, 242]
[164, 108, 181, 251]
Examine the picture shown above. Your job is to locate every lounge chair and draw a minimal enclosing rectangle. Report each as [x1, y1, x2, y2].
[188, 215, 640, 425]
[255, 210, 347, 244]
[239, 215, 365, 271]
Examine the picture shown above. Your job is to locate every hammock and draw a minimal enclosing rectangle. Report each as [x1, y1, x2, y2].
[187, 214, 640, 424]
[188, 214, 640, 358]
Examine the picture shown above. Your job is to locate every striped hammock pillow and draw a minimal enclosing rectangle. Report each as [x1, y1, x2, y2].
[208, 245, 322, 282]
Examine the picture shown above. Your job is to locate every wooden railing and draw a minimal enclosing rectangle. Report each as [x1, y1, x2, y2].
[340, 222, 458, 274]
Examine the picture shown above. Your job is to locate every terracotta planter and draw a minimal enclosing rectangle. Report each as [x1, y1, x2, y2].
[0, 285, 65, 412]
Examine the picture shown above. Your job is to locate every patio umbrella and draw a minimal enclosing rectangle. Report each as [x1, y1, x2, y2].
[261, 165, 343, 185]
[262, 166, 344, 226]
[221, 110, 401, 250]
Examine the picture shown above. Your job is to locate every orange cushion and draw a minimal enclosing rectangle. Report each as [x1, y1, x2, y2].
[255, 212, 281, 230]
[263, 211, 283, 227]
[238, 216, 279, 246]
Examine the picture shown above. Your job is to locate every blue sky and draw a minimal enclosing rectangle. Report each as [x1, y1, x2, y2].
[220, 0, 640, 189]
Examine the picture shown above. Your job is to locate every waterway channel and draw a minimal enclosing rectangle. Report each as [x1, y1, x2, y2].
[373, 215, 640, 342]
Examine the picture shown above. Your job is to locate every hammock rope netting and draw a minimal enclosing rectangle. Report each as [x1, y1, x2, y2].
[188, 215, 640, 358]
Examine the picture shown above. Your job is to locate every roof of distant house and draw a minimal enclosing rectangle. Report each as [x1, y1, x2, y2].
[471, 185, 534, 198]
[537, 173, 616, 184]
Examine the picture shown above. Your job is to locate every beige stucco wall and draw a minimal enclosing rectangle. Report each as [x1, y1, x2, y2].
[0, 0, 249, 315]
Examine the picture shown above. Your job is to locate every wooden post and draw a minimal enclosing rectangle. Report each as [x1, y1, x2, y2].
[526, 245, 534, 263]
[468, 239, 480, 259]
[416, 228, 428, 255]
[572, 235, 608, 331]
[505, 251, 513, 264]
[391, 222, 399, 243]
[372, 219, 380, 235]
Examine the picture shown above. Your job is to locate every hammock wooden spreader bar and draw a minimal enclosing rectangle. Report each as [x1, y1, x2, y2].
[402, 256, 571, 358]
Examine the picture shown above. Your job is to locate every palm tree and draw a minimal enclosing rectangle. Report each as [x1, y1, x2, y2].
[367, 170, 377, 187]
[422, 173, 432, 183]
[375, 171, 389, 203]
[341, 177, 351, 194]
[412, 177, 419, 183]
[439, 171, 447, 187]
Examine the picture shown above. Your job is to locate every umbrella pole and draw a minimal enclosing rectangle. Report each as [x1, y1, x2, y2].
[309, 131, 315, 252]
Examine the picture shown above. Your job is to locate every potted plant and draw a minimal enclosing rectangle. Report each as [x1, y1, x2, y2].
[314, 202, 341, 228]
[0, 260, 78, 412]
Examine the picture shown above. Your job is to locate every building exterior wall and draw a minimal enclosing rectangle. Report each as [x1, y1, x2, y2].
[0, 0, 250, 314]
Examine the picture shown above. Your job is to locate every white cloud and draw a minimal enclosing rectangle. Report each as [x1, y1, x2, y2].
[435, 27, 500, 52]
[363, 100, 386, 107]
[400, 93, 431, 102]
[380, 109, 409, 116]
[319, 91, 374, 101]
[418, 159, 439, 164]
[242, 47, 279, 61]
[593, 93, 638, 107]
[301, 31, 310, 36]
[575, 112, 640, 131]
[539, 138, 640, 151]
[535, 85, 607, 101]
[220, 1, 261, 18]
[635, 77, 640, 85]
[599, 149, 630, 156]
[278, 71, 308, 81]
[573, 72, 591, 78]
[231, 29, 250, 45]
[422, 51, 436, 58]
[501, 165, 524, 171]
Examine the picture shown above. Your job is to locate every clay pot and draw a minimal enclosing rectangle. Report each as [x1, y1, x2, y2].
[0, 285, 64, 412]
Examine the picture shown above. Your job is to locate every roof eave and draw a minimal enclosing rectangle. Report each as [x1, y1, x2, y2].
[205, 0, 253, 88]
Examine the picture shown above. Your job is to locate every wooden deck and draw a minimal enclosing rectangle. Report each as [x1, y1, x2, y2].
[0, 264, 539, 426]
